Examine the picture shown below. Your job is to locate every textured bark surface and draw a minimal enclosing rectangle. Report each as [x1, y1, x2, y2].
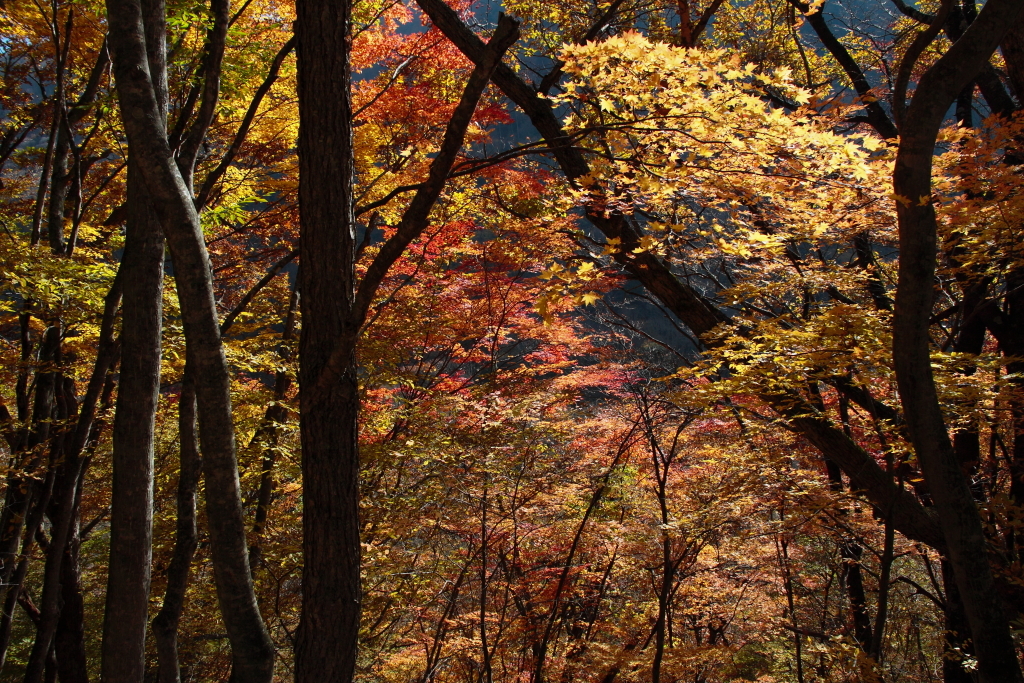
[294, 3, 518, 678]
[891, 1, 1024, 680]
[100, 159, 164, 683]
[104, 0, 274, 679]
[294, 0, 360, 672]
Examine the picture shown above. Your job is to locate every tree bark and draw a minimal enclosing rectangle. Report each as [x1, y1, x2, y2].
[891, 1, 1024, 680]
[152, 376, 201, 683]
[294, 3, 519, 678]
[104, 0, 275, 678]
[53, 472, 89, 683]
[100, 157, 164, 682]
[24, 376, 81, 683]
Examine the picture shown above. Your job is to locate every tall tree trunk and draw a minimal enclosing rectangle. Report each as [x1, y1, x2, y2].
[104, 0, 275, 678]
[294, 3, 519, 678]
[101, 0, 167, 674]
[294, 0, 360, 672]
[891, 1, 1024, 680]
[100, 159, 165, 682]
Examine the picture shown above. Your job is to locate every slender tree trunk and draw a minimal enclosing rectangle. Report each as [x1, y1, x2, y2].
[46, 125, 71, 254]
[996, 268, 1024, 510]
[101, 159, 165, 682]
[24, 376, 82, 683]
[822, 456, 874, 650]
[53, 482, 89, 683]
[104, 0, 275, 678]
[57, 350, 120, 683]
[249, 284, 299, 573]
[152, 377, 201, 683]
[0, 326, 61, 672]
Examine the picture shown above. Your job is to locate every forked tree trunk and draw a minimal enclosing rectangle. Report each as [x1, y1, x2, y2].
[104, 0, 275, 679]
[891, 1, 1024, 680]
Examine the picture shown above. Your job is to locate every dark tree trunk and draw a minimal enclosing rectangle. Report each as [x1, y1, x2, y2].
[152, 377, 201, 683]
[101, 0, 168, 677]
[104, 0, 275, 678]
[996, 268, 1024, 509]
[100, 158, 164, 683]
[0, 326, 61, 670]
[941, 560, 975, 683]
[294, 3, 519, 678]
[951, 278, 989, 500]
[53, 496, 89, 683]
[1001, 11, 1024, 104]
[822, 456, 874, 651]
[294, 0, 360, 672]
[24, 376, 82, 683]
[249, 285, 299, 573]
[44, 40, 110, 256]
[891, 1, 1024, 680]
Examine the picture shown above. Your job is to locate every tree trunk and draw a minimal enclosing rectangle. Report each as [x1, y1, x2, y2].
[24, 376, 82, 683]
[100, 157, 164, 683]
[293, 0, 360, 668]
[249, 284, 299, 573]
[0, 326, 61, 670]
[891, 1, 1024, 680]
[104, 0, 275, 678]
[152, 376, 201, 683]
[294, 3, 519, 678]
[53, 486, 89, 683]
[941, 560, 975, 683]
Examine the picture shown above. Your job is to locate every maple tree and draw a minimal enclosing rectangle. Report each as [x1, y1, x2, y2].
[1, 0, 1024, 680]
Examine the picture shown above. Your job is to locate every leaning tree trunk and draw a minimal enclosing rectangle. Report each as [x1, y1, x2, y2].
[891, 1, 1024, 681]
[104, 0, 275, 679]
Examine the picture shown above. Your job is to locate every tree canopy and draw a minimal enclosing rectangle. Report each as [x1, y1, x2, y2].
[0, 0, 1023, 681]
